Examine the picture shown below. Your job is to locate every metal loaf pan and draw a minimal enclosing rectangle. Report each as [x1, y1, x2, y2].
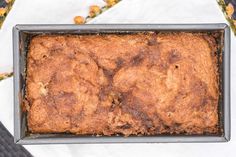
[13, 24, 230, 144]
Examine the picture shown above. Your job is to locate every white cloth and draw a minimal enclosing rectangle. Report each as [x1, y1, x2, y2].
[0, 0, 236, 156]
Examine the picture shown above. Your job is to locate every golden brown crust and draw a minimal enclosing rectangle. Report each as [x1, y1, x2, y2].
[26, 32, 219, 136]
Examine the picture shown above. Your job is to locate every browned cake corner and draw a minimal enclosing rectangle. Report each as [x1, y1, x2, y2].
[25, 32, 220, 136]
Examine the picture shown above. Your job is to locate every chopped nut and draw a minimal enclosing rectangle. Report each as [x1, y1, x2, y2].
[89, 5, 101, 17]
[226, 3, 234, 18]
[74, 16, 85, 24]
[0, 7, 7, 16]
[38, 82, 48, 96]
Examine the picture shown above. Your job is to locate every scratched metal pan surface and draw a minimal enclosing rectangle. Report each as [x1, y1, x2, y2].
[13, 24, 230, 144]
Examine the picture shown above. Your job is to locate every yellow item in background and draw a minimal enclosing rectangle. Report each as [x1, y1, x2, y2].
[218, 0, 236, 35]
[0, 0, 15, 28]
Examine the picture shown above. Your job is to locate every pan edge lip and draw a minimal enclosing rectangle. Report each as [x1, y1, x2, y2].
[12, 23, 231, 144]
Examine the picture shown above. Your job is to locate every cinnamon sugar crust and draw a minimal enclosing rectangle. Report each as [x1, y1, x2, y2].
[26, 32, 219, 136]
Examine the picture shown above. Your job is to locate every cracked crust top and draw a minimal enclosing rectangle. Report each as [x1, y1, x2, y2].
[26, 32, 220, 136]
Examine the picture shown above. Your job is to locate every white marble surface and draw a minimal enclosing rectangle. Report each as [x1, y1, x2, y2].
[0, 0, 235, 156]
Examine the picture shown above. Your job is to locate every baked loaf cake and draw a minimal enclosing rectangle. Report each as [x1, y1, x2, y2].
[26, 32, 219, 136]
